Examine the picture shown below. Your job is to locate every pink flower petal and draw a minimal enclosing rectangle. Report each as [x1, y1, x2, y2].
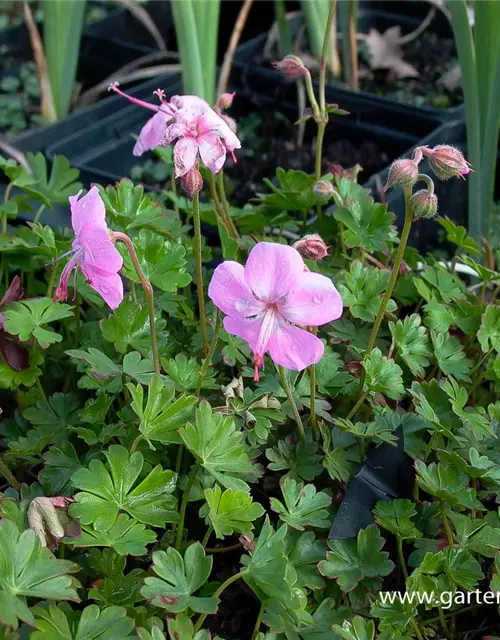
[133, 111, 170, 156]
[81, 264, 124, 310]
[173, 136, 199, 177]
[269, 321, 324, 371]
[172, 95, 212, 118]
[199, 109, 241, 152]
[223, 315, 263, 354]
[280, 271, 343, 326]
[198, 133, 226, 174]
[245, 243, 304, 303]
[78, 226, 123, 273]
[208, 261, 264, 318]
[163, 121, 189, 146]
[70, 186, 106, 235]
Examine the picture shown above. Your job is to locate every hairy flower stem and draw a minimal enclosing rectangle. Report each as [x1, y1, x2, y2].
[191, 192, 209, 355]
[397, 536, 408, 580]
[208, 173, 238, 238]
[410, 619, 425, 640]
[175, 462, 200, 551]
[278, 366, 306, 442]
[252, 604, 264, 639]
[356, 187, 414, 397]
[440, 500, 455, 548]
[217, 171, 239, 238]
[0, 458, 21, 490]
[201, 525, 213, 549]
[193, 570, 248, 633]
[196, 312, 222, 396]
[346, 391, 368, 421]
[113, 232, 160, 375]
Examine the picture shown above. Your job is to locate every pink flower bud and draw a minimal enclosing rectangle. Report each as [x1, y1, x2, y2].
[272, 55, 308, 78]
[421, 145, 472, 180]
[217, 91, 235, 110]
[293, 234, 329, 261]
[409, 189, 438, 219]
[383, 158, 419, 191]
[181, 167, 203, 199]
[312, 180, 336, 203]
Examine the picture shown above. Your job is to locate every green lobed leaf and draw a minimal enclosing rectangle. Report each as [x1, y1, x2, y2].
[270, 476, 331, 530]
[4, 298, 73, 348]
[200, 484, 265, 539]
[389, 314, 432, 377]
[140, 543, 217, 614]
[363, 348, 404, 400]
[70, 444, 178, 531]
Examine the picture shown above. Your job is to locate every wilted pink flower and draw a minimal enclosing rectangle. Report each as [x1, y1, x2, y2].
[109, 83, 241, 176]
[53, 186, 123, 309]
[208, 242, 343, 380]
[163, 95, 241, 177]
[420, 145, 472, 180]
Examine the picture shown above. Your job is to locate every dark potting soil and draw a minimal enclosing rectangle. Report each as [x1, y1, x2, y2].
[358, 30, 462, 109]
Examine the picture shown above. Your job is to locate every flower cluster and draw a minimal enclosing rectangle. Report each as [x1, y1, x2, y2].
[109, 84, 241, 179]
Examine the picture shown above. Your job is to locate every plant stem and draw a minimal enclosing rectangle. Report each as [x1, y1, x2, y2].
[0, 459, 21, 490]
[216, 170, 238, 238]
[196, 312, 221, 396]
[130, 434, 142, 454]
[278, 365, 306, 441]
[410, 619, 425, 640]
[202, 526, 213, 549]
[191, 192, 208, 355]
[438, 607, 451, 638]
[193, 570, 248, 633]
[346, 391, 368, 421]
[397, 536, 408, 580]
[113, 232, 160, 375]
[175, 444, 184, 478]
[206, 542, 242, 553]
[319, 0, 337, 113]
[175, 463, 200, 551]
[357, 187, 414, 397]
[252, 604, 264, 640]
[33, 204, 46, 224]
[36, 376, 47, 402]
[440, 500, 454, 548]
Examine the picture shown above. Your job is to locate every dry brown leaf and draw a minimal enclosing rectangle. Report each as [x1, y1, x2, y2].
[362, 26, 419, 79]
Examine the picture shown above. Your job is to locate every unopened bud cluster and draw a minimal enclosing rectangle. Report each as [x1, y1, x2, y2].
[384, 144, 471, 220]
[272, 55, 308, 78]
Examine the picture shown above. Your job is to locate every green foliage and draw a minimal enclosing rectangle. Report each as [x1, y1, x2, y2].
[141, 543, 217, 614]
[200, 485, 264, 538]
[0, 520, 79, 629]
[1, 118, 498, 639]
[70, 445, 178, 530]
[4, 298, 73, 348]
[270, 477, 331, 530]
[318, 525, 394, 592]
[179, 401, 259, 491]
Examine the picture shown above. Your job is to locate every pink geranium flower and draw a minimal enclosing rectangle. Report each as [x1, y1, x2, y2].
[109, 84, 241, 176]
[208, 242, 343, 380]
[54, 186, 123, 309]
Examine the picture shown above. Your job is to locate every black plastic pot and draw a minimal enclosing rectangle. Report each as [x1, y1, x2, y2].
[234, 8, 463, 122]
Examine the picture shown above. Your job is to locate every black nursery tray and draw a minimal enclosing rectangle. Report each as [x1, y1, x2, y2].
[44, 70, 443, 200]
[234, 6, 464, 122]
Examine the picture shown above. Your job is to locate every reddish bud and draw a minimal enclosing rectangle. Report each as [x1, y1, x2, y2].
[217, 91, 235, 110]
[272, 55, 308, 78]
[293, 234, 329, 261]
[346, 360, 362, 377]
[239, 534, 255, 552]
[181, 167, 203, 199]
[421, 144, 472, 180]
[384, 158, 419, 191]
[312, 180, 336, 203]
[409, 189, 438, 219]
